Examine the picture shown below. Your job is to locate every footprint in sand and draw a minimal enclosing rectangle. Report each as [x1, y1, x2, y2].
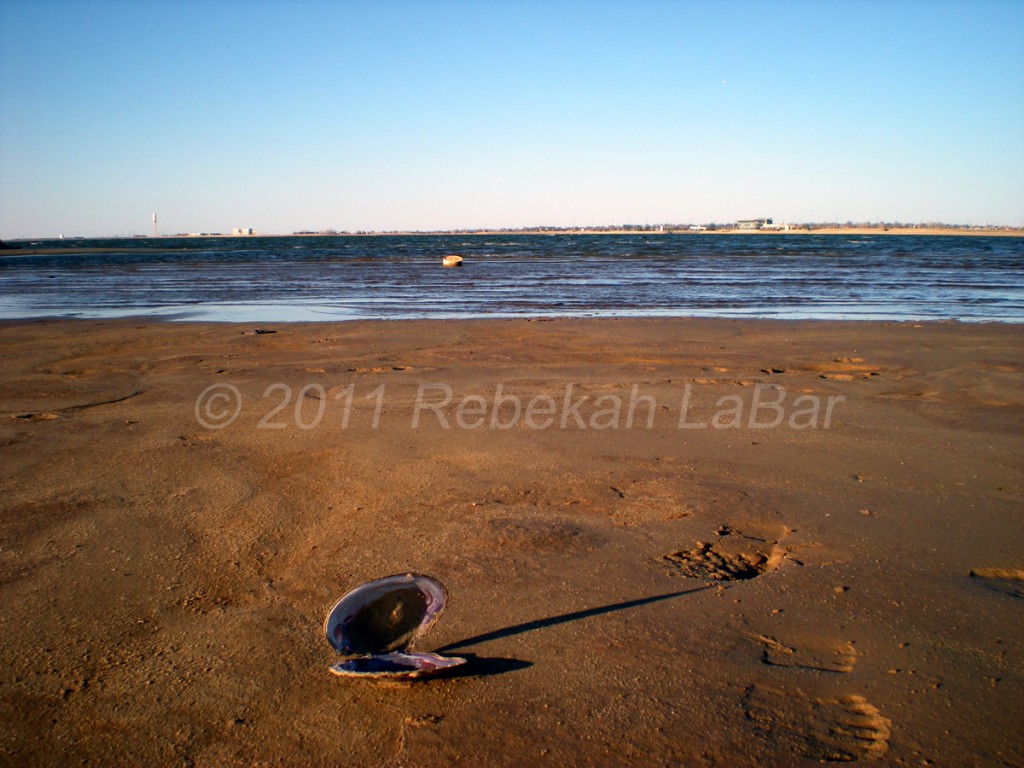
[743, 685, 891, 761]
[970, 567, 1024, 599]
[478, 515, 603, 553]
[11, 412, 59, 421]
[350, 365, 413, 373]
[661, 523, 788, 581]
[757, 633, 858, 674]
[801, 358, 881, 380]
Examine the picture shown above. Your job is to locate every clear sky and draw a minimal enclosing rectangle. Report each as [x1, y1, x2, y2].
[1, 0, 1022, 238]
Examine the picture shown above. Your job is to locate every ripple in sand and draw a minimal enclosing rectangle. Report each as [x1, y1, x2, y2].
[970, 567, 1024, 599]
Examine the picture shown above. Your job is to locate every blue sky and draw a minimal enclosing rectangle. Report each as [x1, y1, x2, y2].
[1, 0, 1022, 238]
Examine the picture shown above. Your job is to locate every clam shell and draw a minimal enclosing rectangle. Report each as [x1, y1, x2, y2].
[324, 573, 465, 679]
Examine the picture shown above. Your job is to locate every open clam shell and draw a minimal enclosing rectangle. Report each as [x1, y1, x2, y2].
[324, 573, 465, 679]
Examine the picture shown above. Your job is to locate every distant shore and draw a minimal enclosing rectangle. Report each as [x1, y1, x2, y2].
[273, 227, 1024, 237]
[742, 226, 1024, 236]
[3, 227, 1022, 252]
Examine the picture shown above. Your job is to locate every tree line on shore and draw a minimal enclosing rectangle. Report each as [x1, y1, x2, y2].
[293, 221, 1021, 236]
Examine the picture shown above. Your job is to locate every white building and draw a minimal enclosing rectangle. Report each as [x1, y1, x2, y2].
[736, 218, 772, 230]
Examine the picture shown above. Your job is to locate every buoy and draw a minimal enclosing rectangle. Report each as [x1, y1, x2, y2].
[442, 255, 464, 268]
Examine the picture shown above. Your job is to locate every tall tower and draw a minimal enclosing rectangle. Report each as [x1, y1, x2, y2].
[152, 213, 158, 238]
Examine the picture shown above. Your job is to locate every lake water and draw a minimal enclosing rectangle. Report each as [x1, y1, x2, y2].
[1, 233, 1022, 322]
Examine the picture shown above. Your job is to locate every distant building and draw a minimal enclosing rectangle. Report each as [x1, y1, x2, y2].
[736, 218, 773, 230]
[232, 227, 254, 236]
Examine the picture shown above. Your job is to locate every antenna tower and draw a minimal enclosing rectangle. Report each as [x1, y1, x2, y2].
[152, 213, 158, 238]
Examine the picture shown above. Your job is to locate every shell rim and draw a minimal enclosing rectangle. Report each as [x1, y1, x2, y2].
[328, 651, 467, 680]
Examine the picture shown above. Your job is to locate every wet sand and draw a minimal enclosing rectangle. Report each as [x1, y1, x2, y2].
[1, 318, 1021, 766]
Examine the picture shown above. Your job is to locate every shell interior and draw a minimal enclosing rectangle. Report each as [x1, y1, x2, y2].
[324, 573, 448, 656]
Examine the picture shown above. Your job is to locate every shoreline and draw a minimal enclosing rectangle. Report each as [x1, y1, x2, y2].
[0, 314, 1018, 328]
[1, 317, 1022, 765]
[3, 314, 1023, 327]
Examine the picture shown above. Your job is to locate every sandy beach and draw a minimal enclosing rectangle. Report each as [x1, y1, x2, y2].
[1, 317, 1021, 766]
